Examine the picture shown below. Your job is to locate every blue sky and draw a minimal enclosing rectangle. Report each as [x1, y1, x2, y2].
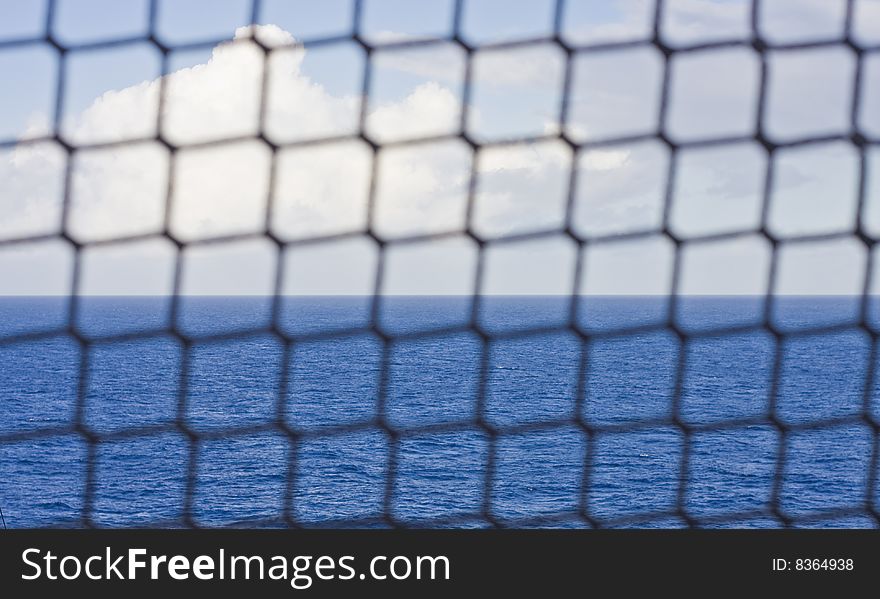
[3, 0, 870, 139]
[1, 0, 879, 296]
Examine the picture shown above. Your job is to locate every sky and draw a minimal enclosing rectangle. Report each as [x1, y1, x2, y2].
[1, 0, 880, 296]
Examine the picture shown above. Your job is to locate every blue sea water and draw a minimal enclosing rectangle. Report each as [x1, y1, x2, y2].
[0, 296, 878, 528]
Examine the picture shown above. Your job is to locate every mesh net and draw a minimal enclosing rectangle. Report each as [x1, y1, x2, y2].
[1, 0, 880, 528]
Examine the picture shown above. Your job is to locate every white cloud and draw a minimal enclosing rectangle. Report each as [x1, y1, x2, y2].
[373, 138, 472, 238]
[273, 140, 373, 240]
[0, 141, 66, 240]
[69, 141, 170, 241]
[367, 81, 461, 141]
[472, 140, 572, 238]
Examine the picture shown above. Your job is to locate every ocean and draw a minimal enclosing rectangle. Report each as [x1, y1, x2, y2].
[0, 296, 877, 528]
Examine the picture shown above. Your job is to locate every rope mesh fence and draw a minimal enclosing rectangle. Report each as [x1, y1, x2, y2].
[1, 0, 880, 528]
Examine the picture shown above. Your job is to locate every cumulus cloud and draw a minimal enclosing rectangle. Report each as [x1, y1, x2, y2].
[0, 141, 66, 240]
[367, 81, 461, 141]
[1, 25, 576, 294]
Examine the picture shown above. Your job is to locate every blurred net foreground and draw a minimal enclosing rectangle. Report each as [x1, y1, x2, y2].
[1, 0, 880, 528]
